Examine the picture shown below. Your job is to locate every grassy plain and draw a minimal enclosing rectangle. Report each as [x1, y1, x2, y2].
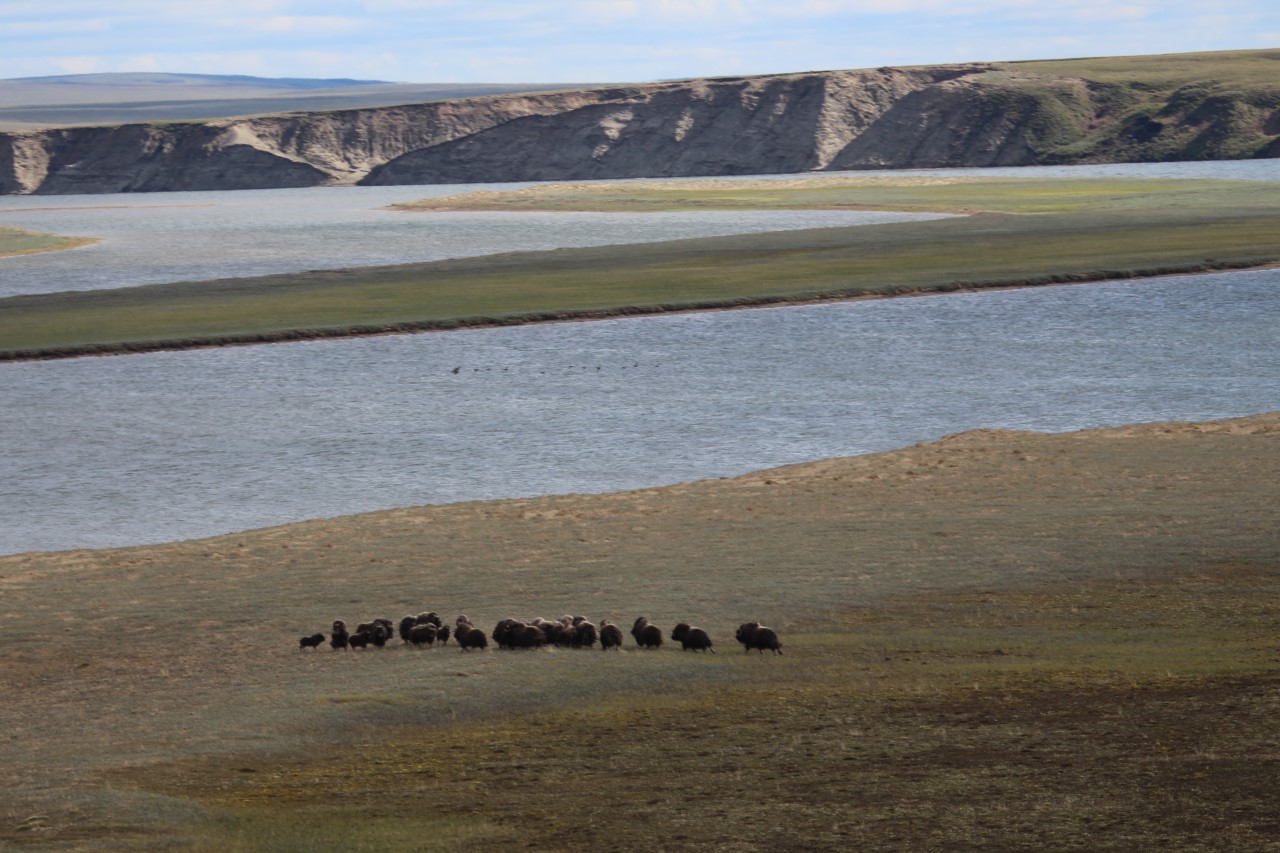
[4, 176, 1280, 360]
[2, 413, 1278, 850]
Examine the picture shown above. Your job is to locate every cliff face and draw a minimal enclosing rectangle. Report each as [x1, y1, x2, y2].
[2, 53, 1278, 195]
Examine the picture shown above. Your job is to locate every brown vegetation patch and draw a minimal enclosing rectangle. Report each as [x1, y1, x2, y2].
[1, 413, 1277, 850]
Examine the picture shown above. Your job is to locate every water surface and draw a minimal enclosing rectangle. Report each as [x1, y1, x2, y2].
[4, 268, 1276, 555]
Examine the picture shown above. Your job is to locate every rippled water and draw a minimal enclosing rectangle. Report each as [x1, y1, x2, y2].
[2, 160, 1278, 555]
[0, 183, 941, 297]
[1, 158, 1276, 298]
[4, 268, 1278, 555]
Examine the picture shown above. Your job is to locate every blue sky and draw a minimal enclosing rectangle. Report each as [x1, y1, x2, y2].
[2, 1, 1277, 83]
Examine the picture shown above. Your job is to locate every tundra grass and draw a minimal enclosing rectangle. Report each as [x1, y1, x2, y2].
[2, 413, 1277, 849]
[1010, 47, 1280, 89]
[154, 569, 1280, 853]
[0, 225, 95, 258]
[4, 178, 1280, 359]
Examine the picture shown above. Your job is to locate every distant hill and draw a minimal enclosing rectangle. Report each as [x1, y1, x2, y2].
[2, 50, 1277, 195]
[0, 72, 597, 130]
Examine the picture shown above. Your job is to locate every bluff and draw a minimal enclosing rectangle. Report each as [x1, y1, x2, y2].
[2, 50, 1278, 195]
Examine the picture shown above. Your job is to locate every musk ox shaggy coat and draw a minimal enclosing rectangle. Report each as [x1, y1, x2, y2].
[455, 622, 488, 651]
[671, 622, 715, 653]
[735, 622, 783, 655]
[408, 623, 438, 647]
[299, 633, 325, 650]
[599, 621, 624, 650]
[330, 620, 350, 651]
[574, 620, 599, 649]
[631, 617, 664, 649]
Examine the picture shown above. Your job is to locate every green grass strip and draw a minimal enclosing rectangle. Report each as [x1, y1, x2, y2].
[0, 224, 96, 258]
[3, 178, 1279, 360]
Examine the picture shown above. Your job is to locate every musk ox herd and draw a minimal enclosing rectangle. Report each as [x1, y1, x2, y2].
[300, 612, 783, 656]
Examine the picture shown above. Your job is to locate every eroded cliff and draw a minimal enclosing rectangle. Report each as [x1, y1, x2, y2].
[2, 50, 1277, 195]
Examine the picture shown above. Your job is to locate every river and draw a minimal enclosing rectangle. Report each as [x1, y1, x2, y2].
[1, 160, 1278, 555]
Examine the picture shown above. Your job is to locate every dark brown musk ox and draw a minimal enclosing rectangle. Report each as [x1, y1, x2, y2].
[408, 623, 438, 647]
[299, 633, 325, 650]
[599, 620, 624, 650]
[330, 620, 350, 651]
[574, 619, 599, 649]
[735, 621, 783, 655]
[398, 615, 418, 643]
[671, 622, 715, 653]
[358, 618, 394, 643]
[492, 618, 519, 649]
[348, 631, 373, 650]
[515, 623, 546, 649]
[631, 617, 664, 649]
[495, 620, 544, 650]
[455, 621, 488, 651]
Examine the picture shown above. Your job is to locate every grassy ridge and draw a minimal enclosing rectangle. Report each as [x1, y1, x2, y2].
[3, 177, 1280, 360]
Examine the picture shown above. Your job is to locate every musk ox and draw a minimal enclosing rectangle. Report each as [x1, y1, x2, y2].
[599, 620, 624, 650]
[494, 620, 545, 650]
[408, 623, 438, 647]
[574, 619, 599, 649]
[330, 620, 350, 651]
[348, 631, 372, 650]
[436, 624, 451, 645]
[631, 617, 664, 649]
[492, 618, 519, 649]
[455, 622, 488, 651]
[671, 622, 715, 653]
[299, 633, 325, 650]
[398, 615, 418, 643]
[416, 611, 443, 627]
[735, 622, 783, 655]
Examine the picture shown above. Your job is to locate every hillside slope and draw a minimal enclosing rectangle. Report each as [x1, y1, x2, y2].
[2, 50, 1277, 195]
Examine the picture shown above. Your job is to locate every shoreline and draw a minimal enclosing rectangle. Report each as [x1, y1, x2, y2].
[2, 256, 1275, 363]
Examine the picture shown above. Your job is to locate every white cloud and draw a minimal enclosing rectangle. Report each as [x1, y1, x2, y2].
[120, 54, 163, 71]
[52, 56, 103, 75]
[0, 0, 1274, 83]
[4, 19, 109, 35]
[217, 15, 369, 36]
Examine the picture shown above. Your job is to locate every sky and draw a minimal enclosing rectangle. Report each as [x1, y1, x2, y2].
[1, 1, 1277, 84]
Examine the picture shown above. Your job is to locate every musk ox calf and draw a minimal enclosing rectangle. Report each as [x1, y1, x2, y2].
[299, 632, 325, 650]
[631, 617, 664, 649]
[330, 620, 350, 651]
[671, 622, 715, 653]
[599, 620, 624, 651]
[735, 621, 783, 655]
